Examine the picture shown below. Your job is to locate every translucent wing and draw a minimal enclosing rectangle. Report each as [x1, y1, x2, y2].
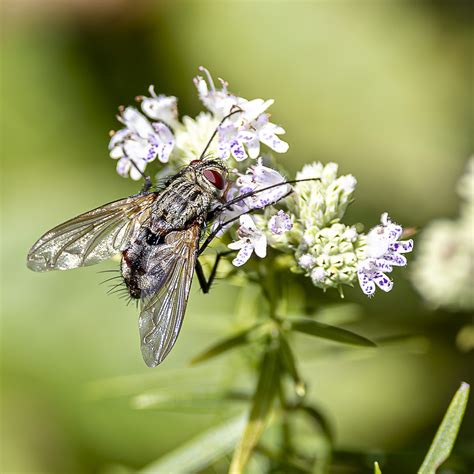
[27, 193, 158, 272]
[138, 225, 200, 367]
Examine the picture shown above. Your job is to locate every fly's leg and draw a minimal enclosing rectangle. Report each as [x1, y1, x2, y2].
[198, 189, 293, 257]
[195, 250, 235, 294]
[129, 160, 153, 193]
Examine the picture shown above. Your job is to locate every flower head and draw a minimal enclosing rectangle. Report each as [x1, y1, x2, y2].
[228, 215, 267, 267]
[357, 213, 414, 297]
[236, 159, 291, 209]
[194, 67, 288, 162]
[139, 85, 179, 129]
[293, 162, 357, 230]
[412, 157, 474, 310]
[295, 223, 366, 291]
[268, 210, 293, 235]
[174, 112, 220, 163]
[194, 66, 238, 119]
[109, 106, 174, 180]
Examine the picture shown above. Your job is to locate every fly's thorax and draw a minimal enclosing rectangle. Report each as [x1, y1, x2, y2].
[153, 160, 228, 229]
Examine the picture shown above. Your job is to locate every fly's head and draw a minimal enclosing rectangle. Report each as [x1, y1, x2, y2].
[189, 159, 228, 197]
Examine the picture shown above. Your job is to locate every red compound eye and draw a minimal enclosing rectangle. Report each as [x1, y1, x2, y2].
[203, 169, 225, 190]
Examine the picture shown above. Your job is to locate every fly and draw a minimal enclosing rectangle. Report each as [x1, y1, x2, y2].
[27, 111, 313, 367]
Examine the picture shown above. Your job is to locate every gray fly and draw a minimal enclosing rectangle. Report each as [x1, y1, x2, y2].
[26, 112, 310, 367]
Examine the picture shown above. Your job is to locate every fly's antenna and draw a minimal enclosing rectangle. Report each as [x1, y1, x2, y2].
[199, 105, 243, 161]
[216, 177, 321, 212]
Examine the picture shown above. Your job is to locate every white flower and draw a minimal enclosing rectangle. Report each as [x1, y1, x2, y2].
[228, 215, 267, 267]
[139, 85, 179, 129]
[295, 223, 366, 291]
[193, 66, 239, 119]
[298, 254, 315, 270]
[217, 112, 288, 161]
[109, 107, 174, 180]
[412, 158, 474, 310]
[357, 213, 414, 297]
[292, 162, 357, 230]
[217, 123, 249, 161]
[268, 210, 293, 235]
[236, 159, 291, 209]
[194, 67, 288, 161]
[174, 112, 220, 163]
[412, 219, 473, 310]
[238, 114, 289, 158]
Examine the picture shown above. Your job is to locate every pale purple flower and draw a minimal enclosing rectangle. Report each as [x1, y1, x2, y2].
[238, 114, 289, 159]
[193, 66, 239, 119]
[194, 67, 288, 161]
[357, 213, 414, 296]
[268, 210, 293, 235]
[228, 215, 267, 267]
[139, 85, 179, 128]
[236, 159, 291, 209]
[109, 107, 175, 180]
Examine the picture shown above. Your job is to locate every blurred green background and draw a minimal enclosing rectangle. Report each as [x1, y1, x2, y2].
[1, 1, 473, 472]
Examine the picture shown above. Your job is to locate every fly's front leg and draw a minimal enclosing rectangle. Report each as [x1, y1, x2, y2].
[195, 250, 235, 294]
[129, 160, 153, 193]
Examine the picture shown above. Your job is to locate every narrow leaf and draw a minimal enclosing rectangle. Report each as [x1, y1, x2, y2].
[190, 324, 260, 365]
[374, 461, 382, 474]
[139, 414, 246, 474]
[418, 382, 470, 474]
[290, 317, 376, 347]
[230, 347, 280, 474]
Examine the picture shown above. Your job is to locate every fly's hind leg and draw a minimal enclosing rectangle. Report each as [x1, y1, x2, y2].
[195, 250, 235, 294]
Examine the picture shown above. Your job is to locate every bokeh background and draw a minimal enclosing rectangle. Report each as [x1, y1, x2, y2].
[1, 1, 473, 473]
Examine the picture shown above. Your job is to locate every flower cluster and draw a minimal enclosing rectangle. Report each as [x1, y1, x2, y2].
[108, 67, 414, 297]
[357, 213, 414, 296]
[109, 67, 288, 179]
[412, 157, 474, 310]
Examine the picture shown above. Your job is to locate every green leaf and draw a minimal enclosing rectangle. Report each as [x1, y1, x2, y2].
[374, 461, 382, 474]
[190, 324, 261, 365]
[229, 346, 280, 474]
[139, 414, 246, 474]
[418, 382, 470, 474]
[290, 317, 376, 347]
[132, 389, 241, 412]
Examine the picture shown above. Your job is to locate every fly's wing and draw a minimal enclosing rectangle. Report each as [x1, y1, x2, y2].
[27, 193, 158, 272]
[138, 225, 200, 367]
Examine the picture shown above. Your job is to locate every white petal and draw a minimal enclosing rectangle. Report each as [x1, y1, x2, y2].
[373, 272, 393, 292]
[357, 269, 376, 296]
[259, 132, 289, 154]
[122, 107, 154, 138]
[240, 214, 257, 231]
[110, 146, 124, 159]
[109, 128, 130, 149]
[253, 234, 267, 258]
[230, 140, 248, 161]
[116, 157, 131, 177]
[130, 160, 146, 181]
[390, 239, 414, 254]
[384, 253, 407, 267]
[123, 139, 148, 161]
[228, 239, 245, 250]
[232, 243, 254, 267]
[246, 137, 260, 159]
